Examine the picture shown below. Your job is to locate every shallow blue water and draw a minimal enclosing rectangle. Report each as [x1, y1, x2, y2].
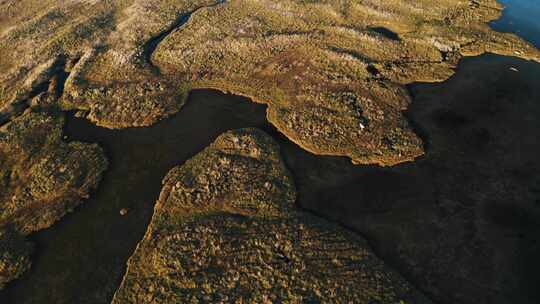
[491, 0, 540, 48]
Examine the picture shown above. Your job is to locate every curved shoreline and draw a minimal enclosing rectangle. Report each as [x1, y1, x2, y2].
[1, 0, 540, 303]
[2, 52, 540, 304]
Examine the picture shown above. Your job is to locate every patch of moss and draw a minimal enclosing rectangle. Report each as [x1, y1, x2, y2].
[2, 0, 538, 166]
[112, 128, 430, 304]
[0, 111, 108, 288]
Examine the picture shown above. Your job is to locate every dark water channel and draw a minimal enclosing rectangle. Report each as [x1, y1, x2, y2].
[0, 91, 274, 303]
[3, 57, 539, 304]
[2, 1, 540, 304]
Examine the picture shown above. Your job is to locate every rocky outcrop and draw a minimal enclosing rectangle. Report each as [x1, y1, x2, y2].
[0, 111, 107, 288]
[111, 128, 431, 304]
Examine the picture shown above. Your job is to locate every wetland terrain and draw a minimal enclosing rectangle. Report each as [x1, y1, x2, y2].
[1, 0, 540, 303]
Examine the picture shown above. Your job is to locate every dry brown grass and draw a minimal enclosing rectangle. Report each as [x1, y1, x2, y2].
[0, 112, 107, 288]
[111, 128, 431, 304]
[1, 0, 538, 165]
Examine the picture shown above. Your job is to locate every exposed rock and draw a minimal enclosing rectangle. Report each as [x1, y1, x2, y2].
[1, 0, 539, 165]
[112, 128, 431, 304]
[0, 111, 108, 288]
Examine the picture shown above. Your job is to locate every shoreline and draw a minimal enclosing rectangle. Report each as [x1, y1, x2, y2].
[1, 0, 540, 303]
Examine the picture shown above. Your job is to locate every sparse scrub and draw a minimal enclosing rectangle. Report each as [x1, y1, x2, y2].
[111, 128, 430, 304]
[1, 0, 538, 165]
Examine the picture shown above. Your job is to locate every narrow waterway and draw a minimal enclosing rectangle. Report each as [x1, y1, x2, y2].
[3, 55, 539, 304]
[1, 1, 539, 303]
[0, 90, 273, 303]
